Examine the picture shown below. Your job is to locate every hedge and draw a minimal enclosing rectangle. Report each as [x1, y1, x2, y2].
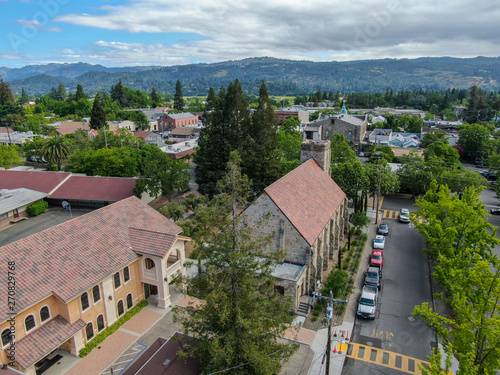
[79, 300, 148, 357]
[27, 201, 48, 216]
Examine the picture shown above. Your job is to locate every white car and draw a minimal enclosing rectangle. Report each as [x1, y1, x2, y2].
[373, 235, 385, 250]
[399, 208, 410, 223]
[357, 285, 378, 319]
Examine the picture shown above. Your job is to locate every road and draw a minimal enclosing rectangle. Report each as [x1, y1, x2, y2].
[343, 195, 435, 375]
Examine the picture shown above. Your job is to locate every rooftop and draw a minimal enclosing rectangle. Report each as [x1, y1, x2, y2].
[0, 170, 71, 193]
[165, 112, 197, 120]
[0, 188, 48, 215]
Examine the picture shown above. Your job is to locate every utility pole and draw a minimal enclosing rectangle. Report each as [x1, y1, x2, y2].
[312, 291, 348, 375]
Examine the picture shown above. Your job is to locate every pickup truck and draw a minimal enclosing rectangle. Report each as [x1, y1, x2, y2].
[357, 285, 378, 319]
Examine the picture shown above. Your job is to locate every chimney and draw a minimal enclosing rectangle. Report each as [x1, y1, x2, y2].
[301, 140, 331, 176]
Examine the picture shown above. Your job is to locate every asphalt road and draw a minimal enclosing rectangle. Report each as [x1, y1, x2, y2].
[343, 195, 435, 375]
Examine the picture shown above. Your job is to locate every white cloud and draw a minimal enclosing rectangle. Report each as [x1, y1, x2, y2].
[51, 0, 500, 65]
[17, 19, 63, 32]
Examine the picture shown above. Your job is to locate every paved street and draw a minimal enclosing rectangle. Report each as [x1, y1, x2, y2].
[343, 195, 435, 375]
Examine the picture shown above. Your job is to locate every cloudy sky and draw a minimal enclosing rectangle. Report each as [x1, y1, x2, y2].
[0, 0, 499, 68]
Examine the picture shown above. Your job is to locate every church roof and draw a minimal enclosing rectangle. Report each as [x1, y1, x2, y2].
[264, 159, 346, 246]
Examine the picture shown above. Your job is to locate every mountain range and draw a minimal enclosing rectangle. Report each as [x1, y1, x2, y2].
[2, 56, 500, 97]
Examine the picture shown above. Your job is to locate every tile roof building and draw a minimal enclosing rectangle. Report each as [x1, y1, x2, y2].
[0, 197, 190, 374]
[157, 113, 199, 134]
[240, 140, 348, 310]
[0, 188, 48, 228]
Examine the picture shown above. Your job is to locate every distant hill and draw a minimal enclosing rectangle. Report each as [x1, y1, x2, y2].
[4, 56, 500, 97]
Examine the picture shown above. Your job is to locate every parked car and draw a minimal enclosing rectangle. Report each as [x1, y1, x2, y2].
[373, 235, 385, 250]
[399, 208, 410, 223]
[28, 156, 37, 162]
[364, 266, 381, 290]
[37, 157, 47, 163]
[370, 250, 384, 269]
[487, 173, 498, 181]
[490, 208, 500, 215]
[377, 223, 389, 236]
[357, 285, 378, 319]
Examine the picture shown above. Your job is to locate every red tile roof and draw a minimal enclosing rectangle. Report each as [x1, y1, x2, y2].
[264, 159, 346, 246]
[50, 176, 137, 202]
[129, 228, 178, 257]
[133, 131, 153, 139]
[0, 170, 71, 193]
[0, 197, 183, 322]
[16, 316, 86, 368]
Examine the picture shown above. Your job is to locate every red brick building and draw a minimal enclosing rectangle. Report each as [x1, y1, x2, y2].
[157, 113, 199, 133]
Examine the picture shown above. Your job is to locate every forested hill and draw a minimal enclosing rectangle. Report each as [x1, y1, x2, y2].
[4, 56, 500, 96]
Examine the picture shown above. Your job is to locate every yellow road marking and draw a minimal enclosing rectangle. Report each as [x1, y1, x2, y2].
[346, 342, 436, 375]
[381, 210, 424, 223]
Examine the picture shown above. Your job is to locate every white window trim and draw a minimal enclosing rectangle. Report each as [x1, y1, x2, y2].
[92, 285, 102, 304]
[117, 300, 125, 317]
[80, 292, 91, 312]
[24, 314, 37, 334]
[126, 293, 134, 310]
[96, 314, 106, 332]
[113, 272, 122, 290]
[39, 305, 51, 324]
[123, 266, 131, 284]
[1, 328, 13, 349]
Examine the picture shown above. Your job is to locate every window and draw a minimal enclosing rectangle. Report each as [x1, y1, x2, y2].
[306, 131, 313, 140]
[117, 300, 124, 316]
[92, 285, 101, 303]
[85, 322, 94, 341]
[126, 293, 133, 309]
[40, 306, 50, 322]
[1, 329, 12, 347]
[348, 131, 352, 141]
[145, 258, 155, 270]
[325, 130, 330, 138]
[114, 272, 121, 289]
[24, 315, 36, 332]
[97, 315, 105, 332]
[81, 292, 90, 311]
[123, 267, 130, 283]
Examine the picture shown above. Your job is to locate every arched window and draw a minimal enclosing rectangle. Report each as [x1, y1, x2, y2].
[92, 285, 101, 303]
[1, 328, 12, 347]
[40, 306, 50, 322]
[80, 292, 90, 311]
[97, 315, 105, 332]
[126, 293, 133, 309]
[117, 300, 124, 316]
[24, 315, 36, 332]
[85, 322, 94, 341]
[114, 272, 121, 289]
[123, 266, 130, 283]
[145, 258, 155, 270]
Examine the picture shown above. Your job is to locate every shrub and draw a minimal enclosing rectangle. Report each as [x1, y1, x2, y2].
[354, 228, 362, 235]
[342, 263, 349, 270]
[357, 246, 364, 253]
[360, 233, 368, 242]
[49, 164, 58, 171]
[311, 316, 318, 322]
[79, 300, 148, 357]
[27, 201, 48, 216]
[352, 239, 359, 246]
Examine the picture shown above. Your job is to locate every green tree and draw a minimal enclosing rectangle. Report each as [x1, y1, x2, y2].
[423, 140, 460, 164]
[150, 86, 162, 107]
[397, 152, 434, 198]
[41, 135, 72, 170]
[56, 83, 67, 102]
[0, 145, 21, 168]
[90, 98, 107, 129]
[241, 81, 280, 195]
[330, 133, 356, 164]
[464, 85, 491, 123]
[412, 182, 500, 375]
[65, 147, 139, 177]
[280, 115, 300, 134]
[158, 201, 186, 221]
[277, 130, 302, 176]
[110, 79, 128, 108]
[75, 84, 87, 101]
[422, 131, 447, 148]
[19, 87, 29, 104]
[174, 151, 296, 374]
[458, 123, 491, 161]
[0, 78, 15, 105]
[174, 80, 184, 111]
[331, 159, 368, 212]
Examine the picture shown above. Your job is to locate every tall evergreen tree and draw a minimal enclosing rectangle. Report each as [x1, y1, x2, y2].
[150, 86, 161, 106]
[174, 80, 184, 111]
[174, 151, 296, 374]
[240, 81, 280, 195]
[20, 87, 29, 104]
[75, 84, 87, 101]
[110, 79, 128, 108]
[0, 78, 16, 105]
[56, 83, 67, 101]
[90, 98, 107, 129]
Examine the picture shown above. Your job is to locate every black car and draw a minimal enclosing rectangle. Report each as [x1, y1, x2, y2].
[490, 208, 500, 215]
[377, 223, 389, 236]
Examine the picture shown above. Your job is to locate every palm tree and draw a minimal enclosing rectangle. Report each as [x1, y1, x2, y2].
[41, 135, 72, 171]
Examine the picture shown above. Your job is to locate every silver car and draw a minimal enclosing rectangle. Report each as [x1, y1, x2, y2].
[399, 208, 410, 223]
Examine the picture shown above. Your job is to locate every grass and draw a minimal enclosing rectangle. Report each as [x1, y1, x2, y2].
[79, 300, 148, 357]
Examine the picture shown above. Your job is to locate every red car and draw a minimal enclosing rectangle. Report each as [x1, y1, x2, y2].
[370, 250, 384, 268]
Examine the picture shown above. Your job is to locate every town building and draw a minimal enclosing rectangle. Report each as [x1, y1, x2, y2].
[132, 131, 163, 144]
[240, 140, 348, 311]
[157, 113, 199, 134]
[0, 188, 48, 228]
[52, 121, 90, 136]
[274, 108, 310, 125]
[0, 197, 190, 374]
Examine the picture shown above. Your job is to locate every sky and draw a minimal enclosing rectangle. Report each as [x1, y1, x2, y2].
[0, 0, 499, 68]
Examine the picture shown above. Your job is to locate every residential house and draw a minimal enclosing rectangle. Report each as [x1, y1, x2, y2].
[157, 113, 199, 134]
[133, 131, 163, 144]
[0, 131, 41, 146]
[275, 109, 310, 126]
[53, 121, 90, 136]
[240, 140, 348, 310]
[368, 129, 421, 148]
[168, 127, 198, 140]
[0, 197, 190, 374]
[107, 120, 138, 132]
